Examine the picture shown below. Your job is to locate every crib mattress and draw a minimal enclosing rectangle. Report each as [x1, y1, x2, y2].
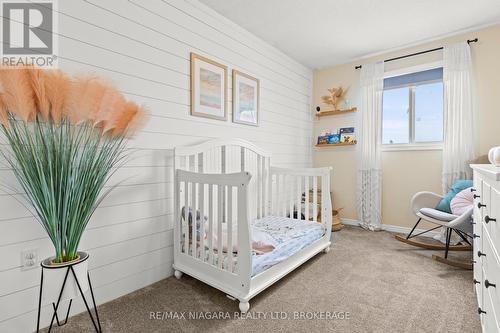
[182, 216, 326, 277]
[251, 216, 325, 276]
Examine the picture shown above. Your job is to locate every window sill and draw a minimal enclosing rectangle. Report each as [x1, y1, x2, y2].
[381, 144, 443, 152]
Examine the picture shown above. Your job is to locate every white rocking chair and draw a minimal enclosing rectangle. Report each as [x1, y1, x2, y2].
[395, 191, 473, 269]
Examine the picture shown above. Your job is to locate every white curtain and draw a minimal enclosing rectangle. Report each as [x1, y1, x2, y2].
[357, 62, 384, 231]
[442, 42, 475, 193]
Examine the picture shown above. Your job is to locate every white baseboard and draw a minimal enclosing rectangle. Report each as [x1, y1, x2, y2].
[340, 218, 441, 239]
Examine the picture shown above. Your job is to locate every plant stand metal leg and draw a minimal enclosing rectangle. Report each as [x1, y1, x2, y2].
[63, 299, 73, 325]
[70, 266, 101, 333]
[36, 269, 44, 333]
[52, 303, 61, 326]
[52, 299, 72, 326]
[48, 267, 71, 333]
[87, 272, 102, 333]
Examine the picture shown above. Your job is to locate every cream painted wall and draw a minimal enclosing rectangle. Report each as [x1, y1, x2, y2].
[313, 24, 500, 229]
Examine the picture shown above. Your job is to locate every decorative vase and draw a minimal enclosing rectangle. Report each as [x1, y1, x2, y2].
[489, 146, 500, 167]
[41, 251, 89, 303]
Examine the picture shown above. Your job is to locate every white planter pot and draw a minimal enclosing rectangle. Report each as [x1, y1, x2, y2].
[489, 146, 500, 167]
[41, 251, 89, 303]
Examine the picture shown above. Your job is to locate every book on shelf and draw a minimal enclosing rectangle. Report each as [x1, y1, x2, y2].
[339, 127, 355, 143]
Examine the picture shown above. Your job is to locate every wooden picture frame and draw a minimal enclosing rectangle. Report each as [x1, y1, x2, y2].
[232, 70, 259, 126]
[190, 53, 227, 121]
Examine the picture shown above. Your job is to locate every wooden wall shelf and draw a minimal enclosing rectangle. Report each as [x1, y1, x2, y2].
[315, 142, 357, 147]
[316, 107, 357, 117]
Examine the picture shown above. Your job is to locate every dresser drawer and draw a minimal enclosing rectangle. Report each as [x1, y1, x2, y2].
[471, 165, 500, 333]
[483, 231, 500, 316]
[486, 187, 500, 248]
[474, 221, 483, 293]
[481, 180, 492, 233]
[483, 284, 500, 333]
[474, 176, 483, 226]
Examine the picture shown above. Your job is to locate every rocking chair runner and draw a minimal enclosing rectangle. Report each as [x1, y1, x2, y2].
[395, 191, 473, 269]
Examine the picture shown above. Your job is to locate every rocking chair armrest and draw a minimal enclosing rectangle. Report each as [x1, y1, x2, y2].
[411, 191, 444, 214]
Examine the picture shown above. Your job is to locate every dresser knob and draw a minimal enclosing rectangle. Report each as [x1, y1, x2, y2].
[485, 280, 496, 288]
[478, 307, 486, 315]
[485, 215, 497, 223]
[471, 188, 477, 192]
[478, 202, 486, 208]
[478, 251, 486, 257]
[473, 279, 480, 284]
[474, 194, 481, 199]
[473, 234, 480, 238]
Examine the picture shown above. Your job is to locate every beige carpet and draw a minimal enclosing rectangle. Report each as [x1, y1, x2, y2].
[47, 226, 480, 333]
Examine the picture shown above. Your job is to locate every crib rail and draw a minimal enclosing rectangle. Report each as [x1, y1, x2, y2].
[174, 139, 271, 222]
[174, 169, 253, 281]
[270, 167, 332, 233]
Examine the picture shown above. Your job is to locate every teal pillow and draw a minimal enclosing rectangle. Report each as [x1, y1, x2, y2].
[435, 180, 473, 213]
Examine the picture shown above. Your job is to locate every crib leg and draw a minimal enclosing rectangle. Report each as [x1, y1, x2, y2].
[174, 270, 183, 279]
[323, 246, 330, 253]
[239, 301, 250, 313]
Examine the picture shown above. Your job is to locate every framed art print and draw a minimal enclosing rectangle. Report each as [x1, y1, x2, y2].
[232, 70, 259, 126]
[190, 53, 227, 121]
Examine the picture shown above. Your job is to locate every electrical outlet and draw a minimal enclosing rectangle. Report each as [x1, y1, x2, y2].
[21, 249, 38, 270]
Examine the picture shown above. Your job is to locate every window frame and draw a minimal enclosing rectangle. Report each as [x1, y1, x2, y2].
[381, 62, 444, 152]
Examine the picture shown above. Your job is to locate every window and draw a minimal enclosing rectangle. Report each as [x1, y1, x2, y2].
[382, 68, 443, 147]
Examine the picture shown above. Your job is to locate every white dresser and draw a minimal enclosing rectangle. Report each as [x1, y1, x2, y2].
[472, 164, 500, 333]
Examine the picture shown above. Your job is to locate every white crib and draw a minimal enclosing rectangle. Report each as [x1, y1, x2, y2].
[173, 138, 332, 312]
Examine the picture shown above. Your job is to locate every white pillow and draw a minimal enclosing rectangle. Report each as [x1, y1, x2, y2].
[450, 187, 474, 216]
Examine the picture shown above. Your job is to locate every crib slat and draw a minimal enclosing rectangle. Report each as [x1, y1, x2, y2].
[276, 174, 281, 216]
[222, 146, 227, 222]
[198, 152, 203, 173]
[288, 175, 294, 218]
[199, 183, 205, 261]
[240, 147, 245, 171]
[174, 174, 181, 258]
[305, 176, 310, 221]
[221, 146, 226, 174]
[257, 155, 262, 219]
[264, 157, 269, 216]
[227, 187, 233, 272]
[321, 173, 330, 225]
[313, 177, 318, 222]
[262, 156, 266, 218]
[208, 184, 214, 264]
[273, 173, 279, 216]
[281, 174, 286, 217]
[296, 176, 302, 220]
[191, 182, 197, 258]
[217, 184, 223, 269]
[184, 181, 189, 254]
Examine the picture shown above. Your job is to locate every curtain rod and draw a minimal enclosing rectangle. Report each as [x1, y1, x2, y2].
[354, 38, 478, 69]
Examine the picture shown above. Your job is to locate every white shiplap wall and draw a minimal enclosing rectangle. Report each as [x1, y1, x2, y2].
[0, 0, 313, 331]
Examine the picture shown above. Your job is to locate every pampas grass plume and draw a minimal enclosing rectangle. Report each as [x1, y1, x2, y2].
[0, 68, 36, 121]
[0, 66, 145, 136]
